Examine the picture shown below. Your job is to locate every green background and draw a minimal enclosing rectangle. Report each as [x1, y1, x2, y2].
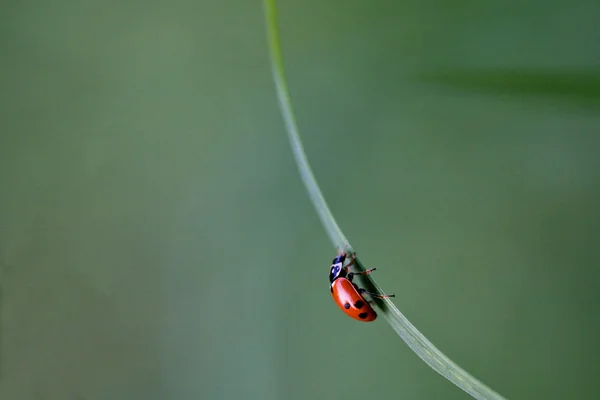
[1, 0, 599, 399]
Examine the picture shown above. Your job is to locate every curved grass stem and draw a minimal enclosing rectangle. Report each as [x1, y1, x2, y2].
[262, 1, 507, 399]
[262, 0, 349, 253]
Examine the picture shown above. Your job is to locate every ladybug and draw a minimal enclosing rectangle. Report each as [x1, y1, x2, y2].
[329, 252, 395, 322]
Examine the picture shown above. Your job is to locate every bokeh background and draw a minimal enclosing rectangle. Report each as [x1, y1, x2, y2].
[1, 0, 599, 399]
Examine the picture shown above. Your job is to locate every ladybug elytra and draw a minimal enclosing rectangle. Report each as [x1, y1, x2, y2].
[329, 252, 395, 322]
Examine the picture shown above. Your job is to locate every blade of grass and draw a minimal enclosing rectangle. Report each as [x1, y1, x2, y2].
[262, 1, 507, 399]
[260, 2, 349, 252]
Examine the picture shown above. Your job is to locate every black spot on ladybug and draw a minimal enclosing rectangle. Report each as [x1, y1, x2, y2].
[358, 312, 369, 319]
[330, 286, 333, 293]
[354, 300, 364, 309]
[344, 302, 351, 309]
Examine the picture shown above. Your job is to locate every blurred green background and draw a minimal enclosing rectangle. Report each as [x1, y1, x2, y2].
[1, 0, 599, 399]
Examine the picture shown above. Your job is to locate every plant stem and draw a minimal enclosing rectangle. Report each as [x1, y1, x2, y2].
[262, 0, 350, 253]
[262, 1, 507, 399]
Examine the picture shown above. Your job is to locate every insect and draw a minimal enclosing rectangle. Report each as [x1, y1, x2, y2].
[329, 252, 395, 322]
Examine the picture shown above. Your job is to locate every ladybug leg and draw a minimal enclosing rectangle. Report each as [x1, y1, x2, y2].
[344, 253, 376, 276]
[358, 288, 395, 299]
[346, 270, 365, 283]
[344, 255, 356, 269]
[352, 267, 376, 276]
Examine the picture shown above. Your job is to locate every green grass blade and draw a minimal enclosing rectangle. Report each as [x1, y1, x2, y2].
[262, 0, 349, 252]
[262, 1, 507, 399]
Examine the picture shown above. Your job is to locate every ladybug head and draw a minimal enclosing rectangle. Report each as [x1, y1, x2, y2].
[332, 253, 346, 265]
[329, 254, 346, 283]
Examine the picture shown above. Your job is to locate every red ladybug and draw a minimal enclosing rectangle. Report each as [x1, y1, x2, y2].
[329, 252, 395, 322]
